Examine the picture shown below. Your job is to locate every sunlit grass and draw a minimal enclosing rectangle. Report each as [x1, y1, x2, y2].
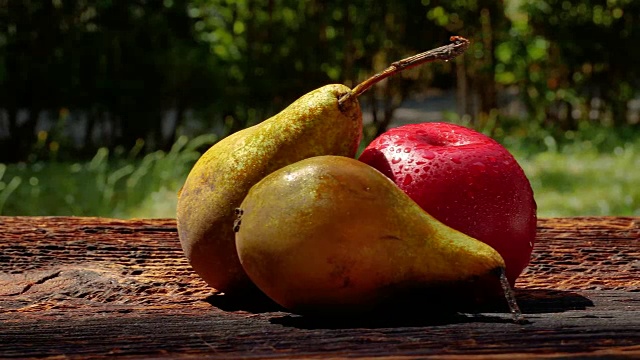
[1, 131, 638, 219]
[514, 141, 640, 217]
[0, 134, 217, 218]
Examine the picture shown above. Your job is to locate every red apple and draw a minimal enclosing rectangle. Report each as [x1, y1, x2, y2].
[359, 122, 537, 285]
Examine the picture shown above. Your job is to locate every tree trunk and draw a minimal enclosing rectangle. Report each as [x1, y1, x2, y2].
[1, 107, 19, 162]
[478, 7, 498, 129]
[166, 101, 186, 150]
[456, 55, 469, 120]
[82, 109, 98, 156]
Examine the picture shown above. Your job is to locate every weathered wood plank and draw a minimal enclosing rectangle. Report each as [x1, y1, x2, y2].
[1, 290, 639, 359]
[521, 217, 639, 291]
[0, 216, 639, 359]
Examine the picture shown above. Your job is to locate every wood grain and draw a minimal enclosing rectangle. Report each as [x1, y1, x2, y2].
[0, 216, 639, 359]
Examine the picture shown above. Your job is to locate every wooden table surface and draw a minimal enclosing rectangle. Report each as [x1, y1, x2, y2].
[1, 216, 639, 359]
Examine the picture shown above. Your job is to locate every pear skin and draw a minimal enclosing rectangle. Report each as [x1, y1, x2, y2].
[177, 85, 362, 293]
[235, 155, 506, 313]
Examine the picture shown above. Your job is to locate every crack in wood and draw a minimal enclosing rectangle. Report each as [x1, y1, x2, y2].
[18, 270, 62, 295]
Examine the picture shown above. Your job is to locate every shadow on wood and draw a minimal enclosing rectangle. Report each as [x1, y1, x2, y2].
[269, 310, 516, 330]
[202, 287, 593, 330]
[203, 289, 286, 314]
[517, 288, 594, 314]
[264, 289, 592, 330]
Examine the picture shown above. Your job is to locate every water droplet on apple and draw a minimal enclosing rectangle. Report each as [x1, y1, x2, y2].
[389, 147, 395, 153]
[422, 151, 436, 160]
[403, 147, 411, 153]
[403, 174, 413, 186]
[450, 156, 462, 164]
[471, 161, 486, 172]
[414, 168, 420, 174]
[416, 161, 426, 165]
[391, 157, 401, 164]
[396, 148, 402, 153]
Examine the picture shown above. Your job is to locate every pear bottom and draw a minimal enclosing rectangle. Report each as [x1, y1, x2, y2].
[288, 267, 506, 315]
[368, 267, 506, 314]
[235, 156, 506, 315]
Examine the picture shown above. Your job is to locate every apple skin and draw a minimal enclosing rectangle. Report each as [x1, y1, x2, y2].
[359, 122, 537, 285]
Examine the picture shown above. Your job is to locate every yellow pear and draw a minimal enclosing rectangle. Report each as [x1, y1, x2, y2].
[177, 37, 470, 293]
[177, 84, 362, 292]
[235, 155, 506, 313]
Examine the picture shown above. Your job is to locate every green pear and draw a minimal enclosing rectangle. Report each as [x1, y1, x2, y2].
[234, 155, 506, 313]
[177, 85, 362, 292]
[177, 37, 470, 293]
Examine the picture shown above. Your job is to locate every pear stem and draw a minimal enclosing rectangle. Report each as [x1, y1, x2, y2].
[338, 36, 470, 107]
[498, 267, 527, 324]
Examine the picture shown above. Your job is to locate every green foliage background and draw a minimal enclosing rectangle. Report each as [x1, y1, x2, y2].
[0, 0, 639, 217]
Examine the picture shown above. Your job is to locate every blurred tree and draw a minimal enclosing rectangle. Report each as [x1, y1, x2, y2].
[523, 0, 640, 128]
[0, 0, 216, 161]
[357, 1, 452, 138]
[189, 0, 349, 133]
[420, 0, 512, 133]
[0, 1, 61, 161]
[189, 0, 464, 139]
[2, 0, 638, 163]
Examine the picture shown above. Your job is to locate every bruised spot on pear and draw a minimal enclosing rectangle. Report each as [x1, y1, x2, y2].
[235, 155, 506, 313]
[233, 208, 243, 233]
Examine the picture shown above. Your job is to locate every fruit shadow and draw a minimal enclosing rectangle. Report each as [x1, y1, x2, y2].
[268, 288, 594, 330]
[203, 288, 593, 329]
[270, 309, 511, 330]
[515, 288, 594, 314]
[203, 290, 286, 314]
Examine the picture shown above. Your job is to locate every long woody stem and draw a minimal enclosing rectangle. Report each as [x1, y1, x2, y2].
[338, 36, 470, 107]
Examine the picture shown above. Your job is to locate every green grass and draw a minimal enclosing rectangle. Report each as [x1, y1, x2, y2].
[0, 134, 217, 218]
[514, 141, 640, 217]
[1, 131, 638, 218]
